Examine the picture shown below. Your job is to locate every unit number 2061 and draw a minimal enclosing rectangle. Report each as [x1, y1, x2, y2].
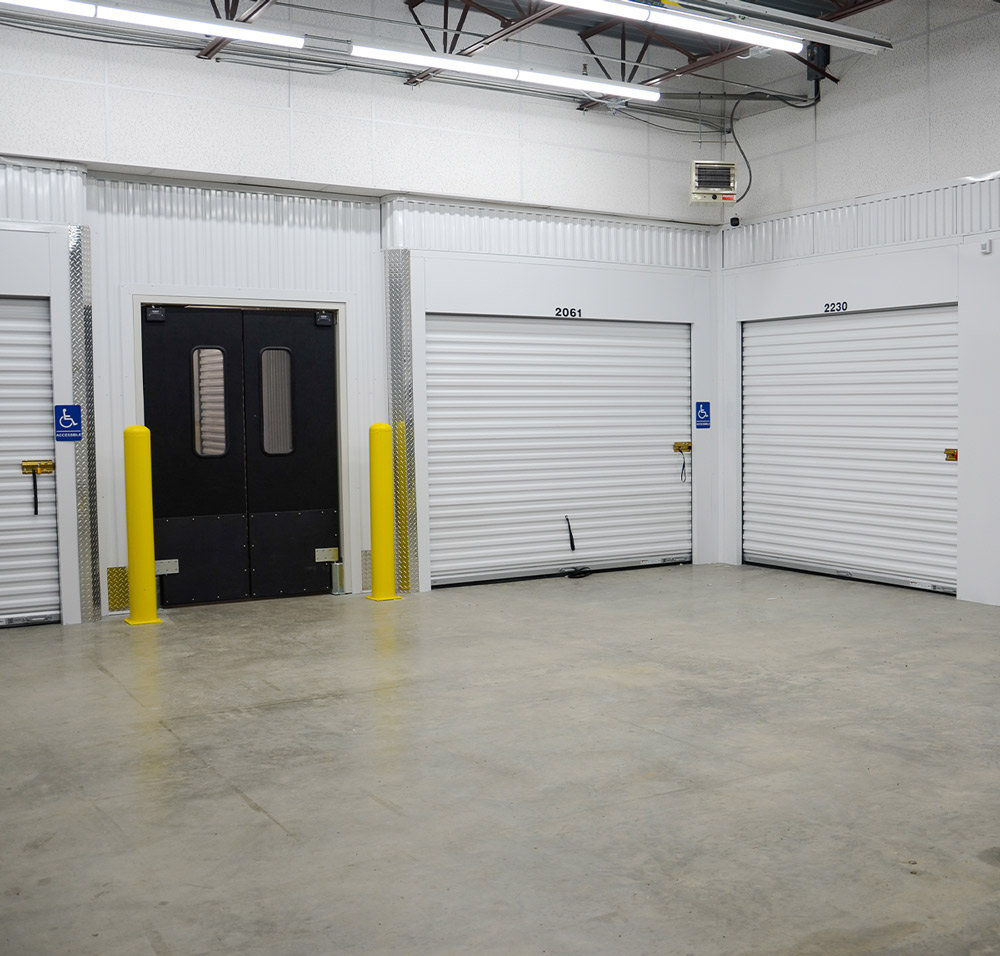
[823, 301, 848, 313]
[555, 307, 583, 317]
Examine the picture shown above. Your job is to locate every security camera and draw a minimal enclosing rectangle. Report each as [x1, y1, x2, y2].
[730, 216, 741, 227]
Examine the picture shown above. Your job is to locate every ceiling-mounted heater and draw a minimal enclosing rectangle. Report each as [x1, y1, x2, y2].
[691, 161, 737, 202]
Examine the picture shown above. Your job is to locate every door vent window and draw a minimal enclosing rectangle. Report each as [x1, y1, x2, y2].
[192, 348, 227, 457]
[261, 348, 293, 455]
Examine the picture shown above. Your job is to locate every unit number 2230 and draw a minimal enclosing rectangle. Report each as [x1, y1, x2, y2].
[823, 301, 849, 313]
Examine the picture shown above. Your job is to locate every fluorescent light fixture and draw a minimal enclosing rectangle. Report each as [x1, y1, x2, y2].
[351, 44, 518, 81]
[95, 5, 304, 48]
[562, 0, 649, 22]
[646, 8, 802, 53]
[670, 0, 891, 55]
[557, 0, 804, 55]
[351, 43, 660, 102]
[518, 69, 660, 102]
[0, 0, 95, 14]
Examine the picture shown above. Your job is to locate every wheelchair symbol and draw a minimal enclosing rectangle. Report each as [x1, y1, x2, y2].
[59, 408, 79, 429]
[695, 402, 710, 428]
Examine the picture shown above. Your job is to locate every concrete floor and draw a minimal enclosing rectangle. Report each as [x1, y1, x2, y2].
[2, 564, 999, 956]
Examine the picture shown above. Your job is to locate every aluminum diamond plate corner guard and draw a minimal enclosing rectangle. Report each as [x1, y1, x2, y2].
[69, 225, 101, 622]
[385, 249, 419, 593]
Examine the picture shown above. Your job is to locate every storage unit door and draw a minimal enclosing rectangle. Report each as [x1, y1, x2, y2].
[426, 315, 692, 585]
[0, 297, 59, 626]
[742, 308, 958, 592]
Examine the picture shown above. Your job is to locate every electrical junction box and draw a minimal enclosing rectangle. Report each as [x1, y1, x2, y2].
[691, 161, 736, 203]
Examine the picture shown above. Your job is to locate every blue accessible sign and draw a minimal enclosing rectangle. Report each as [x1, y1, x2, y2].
[55, 404, 83, 441]
[695, 401, 711, 429]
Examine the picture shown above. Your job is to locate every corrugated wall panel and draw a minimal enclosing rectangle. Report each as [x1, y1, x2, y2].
[0, 158, 86, 224]
[86, 178, 383, 603]
[725, 175, 1000, 268]
[383, 198, 713, 270]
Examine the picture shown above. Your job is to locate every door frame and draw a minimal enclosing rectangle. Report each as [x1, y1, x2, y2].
[129, 292, 358, 596]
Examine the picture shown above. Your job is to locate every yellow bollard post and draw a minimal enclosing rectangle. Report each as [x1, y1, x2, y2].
[123, 425, 161, 625]
[368, 422, 400, 601]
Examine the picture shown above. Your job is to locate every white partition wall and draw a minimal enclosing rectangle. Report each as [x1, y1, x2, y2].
[0, 222, 85, 625]
[385, 199, 716, 592]
[723, 173, 1000, 606]
[86, 176, 383, 604]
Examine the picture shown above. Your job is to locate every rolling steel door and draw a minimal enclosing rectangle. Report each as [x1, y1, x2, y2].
[742, 308, 958, 592]
[426, 315, 692, 585]
[0, 298, 59, 626]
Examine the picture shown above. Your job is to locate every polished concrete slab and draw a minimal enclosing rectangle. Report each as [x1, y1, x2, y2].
[2, 564, 999, 956]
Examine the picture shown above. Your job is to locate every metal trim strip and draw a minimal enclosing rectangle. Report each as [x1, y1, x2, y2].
[69, 226, 101, 623]
[385, 249, 419, 592]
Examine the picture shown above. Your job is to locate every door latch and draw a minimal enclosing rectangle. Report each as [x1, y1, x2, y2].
[21, 460, 55, 515]
[944, 448, 958, 462]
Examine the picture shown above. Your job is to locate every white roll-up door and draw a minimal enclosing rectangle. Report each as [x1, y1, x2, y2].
[426, 315, 692, 585]
[742, 308, 958, 592]
[0, 297, 60, 626]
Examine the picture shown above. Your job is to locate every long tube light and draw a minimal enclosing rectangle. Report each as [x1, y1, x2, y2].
[95, 6, 304, 48]
[350, 45, 518, 81]
[0, 0, 305, 48]
[518, 69, 659, 100]
[0, 0, 94, 14]
[350, 44, 661, 102]
[672, 0, 891, 54]
[562, 0, 803, 54]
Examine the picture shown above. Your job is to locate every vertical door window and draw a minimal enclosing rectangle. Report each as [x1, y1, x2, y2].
[260, 348, 293, 455]
[192, 348, 227, 456]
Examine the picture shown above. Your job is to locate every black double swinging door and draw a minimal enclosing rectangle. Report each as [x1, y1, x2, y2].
[141, 306, 339, 606]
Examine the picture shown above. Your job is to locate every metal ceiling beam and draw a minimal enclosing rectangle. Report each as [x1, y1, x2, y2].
[668, 0, 893, 53]
[581, 18, 701, 63]
[196, 0, 279, 60]
[407, 4, 568, 85]
[576, 0, 898, 109]
[825, 0, 899, 20]
[410, 0, 509, 26]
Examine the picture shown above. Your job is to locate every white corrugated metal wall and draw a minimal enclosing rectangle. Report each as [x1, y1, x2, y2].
[0, 157, 85, 225]
[382, 198, 713, 269]
[3, 153, 1000, 607]
[724, 175, 1000, 268]
[86, 177, 384, 607]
